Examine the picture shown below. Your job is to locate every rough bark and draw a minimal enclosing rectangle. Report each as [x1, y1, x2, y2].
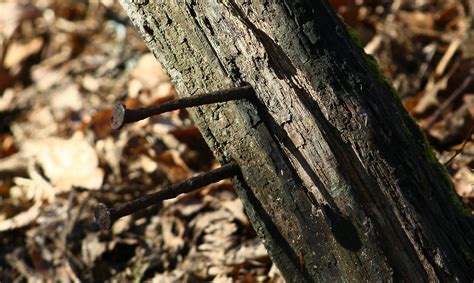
[119, 0, 474, 281]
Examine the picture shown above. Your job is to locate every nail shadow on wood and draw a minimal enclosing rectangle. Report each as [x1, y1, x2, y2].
[229, 0, 297, 80]
[323, 204, 362, 251]
[254, 97, 363, 252]
[234, 173, 314, 282]
[231, 0, 363, 253]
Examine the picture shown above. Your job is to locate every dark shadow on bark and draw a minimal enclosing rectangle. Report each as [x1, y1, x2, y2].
[233, 173, 314, 282]
[323, 204, 362, 251]
[249, 95, 362, 252]
[228, 0, 297, 81]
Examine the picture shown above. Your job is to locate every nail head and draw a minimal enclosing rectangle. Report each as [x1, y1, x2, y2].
[111, 102, 126, 130]
[94, 203, 112, 230]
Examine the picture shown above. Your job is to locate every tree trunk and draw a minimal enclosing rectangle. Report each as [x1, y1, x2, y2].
[119, 0, 474, 281]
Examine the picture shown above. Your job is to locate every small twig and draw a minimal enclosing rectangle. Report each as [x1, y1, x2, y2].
[61, 187, 93, 256]
[94, 163, 240, 230]
[444, 124, 473, 166]
[425, 73, 473, 130]
[111, 85, 254, 129]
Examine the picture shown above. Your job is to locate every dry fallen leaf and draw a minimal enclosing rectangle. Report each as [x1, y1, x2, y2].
[22, 133, 103, 191]
[4, 37, 44, 69]
[156, 150, 192, 183]
[130, 53, 167, 89]
[0, 201, 42, 232]
[81, 234, 106, 265]
[49, 84, 83, 112]
[161, 216, 186, 253]
[128, 53, 173, 105]
[31, 66, 68, 92]
[398, 11, 434, 31]
[0, 2, 40, 39]
[454, 167, 474, 199]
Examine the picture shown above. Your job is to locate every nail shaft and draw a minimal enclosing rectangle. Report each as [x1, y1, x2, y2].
[112, 85, 254, 129]
[94, 163, 240, 230]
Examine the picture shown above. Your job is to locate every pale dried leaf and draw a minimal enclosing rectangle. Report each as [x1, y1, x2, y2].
[161, 216, 185, 252]
[31, 66, 67, 92]
[224, 240, 268, 265]
[151, 270, 185, 283]
[81, 75, 100, 92]
[212, 273, 232, 283]
[454, 167, 474, 198]
[112, 215, 132, 234]
[22, 133, 103, 191]
[50, 84, 83, 112]
[95, 132, 129, 180]
[0, 202, 41, 232]
[269, 264, 285, 283]
[4, 37, 44, 68]
[81, 234, 106, 265]
[221, 198, 248, 225]
[10, 169, 54, 203]
[130, 53, 167, 88]
[0, 153, 27, 176]
[0, 3, 40, 39]
[157, 150, 191, 183]
[398, 11, 434, 31]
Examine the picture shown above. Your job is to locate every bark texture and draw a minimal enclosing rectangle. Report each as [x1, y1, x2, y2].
[119, 0, 474, 281]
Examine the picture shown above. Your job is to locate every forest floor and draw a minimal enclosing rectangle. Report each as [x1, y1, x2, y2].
[0, 0, 472, 281]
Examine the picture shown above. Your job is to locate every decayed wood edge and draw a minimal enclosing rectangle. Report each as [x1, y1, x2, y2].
[118, 0, 474, 281]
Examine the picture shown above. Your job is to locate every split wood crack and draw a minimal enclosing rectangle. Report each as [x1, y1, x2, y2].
[94, 85, 254, 230]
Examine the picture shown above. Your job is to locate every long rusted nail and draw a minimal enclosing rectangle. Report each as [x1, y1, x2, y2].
[94, 163, 240, 230]
[111, 85, 254, 130]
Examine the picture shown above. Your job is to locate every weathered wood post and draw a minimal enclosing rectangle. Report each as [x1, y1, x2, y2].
[118, 1, 474, 281]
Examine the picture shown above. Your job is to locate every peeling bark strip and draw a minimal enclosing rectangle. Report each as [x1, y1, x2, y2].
[118, 0, 474, 281]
